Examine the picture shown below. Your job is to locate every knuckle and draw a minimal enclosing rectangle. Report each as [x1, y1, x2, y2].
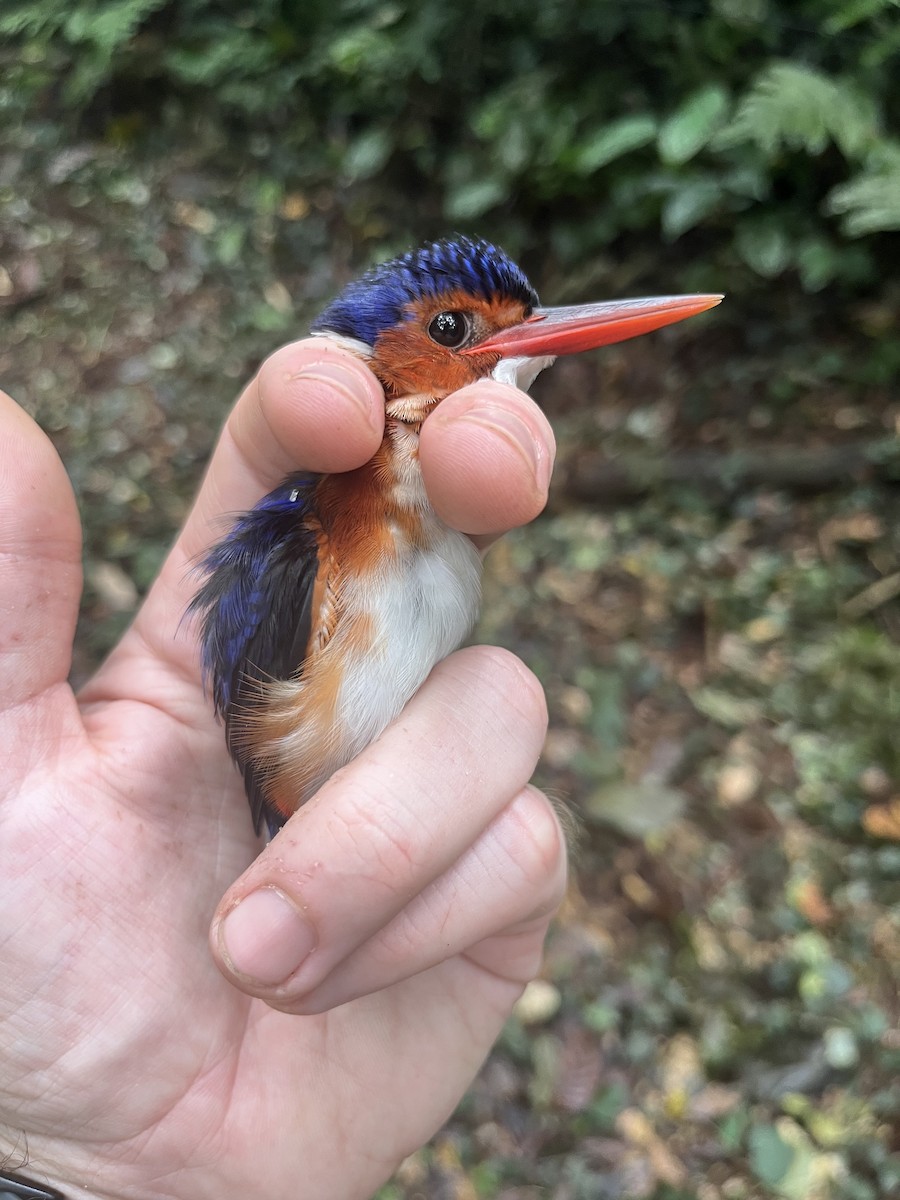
[322, 781, 423, 887]
[372, 906, 429, 968]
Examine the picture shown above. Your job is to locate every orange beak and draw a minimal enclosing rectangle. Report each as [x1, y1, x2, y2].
[464, 293, 723, 358]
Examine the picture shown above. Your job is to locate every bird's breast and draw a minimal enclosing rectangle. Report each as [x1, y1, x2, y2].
[334, 420, 483, 717]
[337, 505, 482, 731]
[258, 421, 482, 813]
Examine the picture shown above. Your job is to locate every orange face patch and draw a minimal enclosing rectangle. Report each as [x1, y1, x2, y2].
[370, 289, 532, 399]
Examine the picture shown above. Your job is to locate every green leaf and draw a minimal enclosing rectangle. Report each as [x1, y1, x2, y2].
[0, 3, 63, 36]
[662, 179, 723, 239]
[823, 1026, 859, 1068]
[720, 163, 769, 201]
[586, 780, 687, 837]
[826, 0, 900, 34]
[63, 0, 166, 51]
[735, 221, 791, 277]
[250, 301, 291, 333]
[342, 128, 392, 181]
[444, 177, 506, 220]
[658, 85, 730, 164]
[215, 224, 245, 268]
[749, 1123, 795, 1188]
[795, 237, 838, 291]
[690, 687, 765, 727]
[828, 163, 900, 235]
[573, 114, 657, 175]
[719, 1106, 750, 1153]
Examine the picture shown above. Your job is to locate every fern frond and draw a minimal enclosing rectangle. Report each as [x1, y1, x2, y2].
[828, 159, 900, 235]
[718, 62, 879, 160]
[0, 2, 65, 36]
[65, 0, 167, 51]
[826, 0, 900, 34]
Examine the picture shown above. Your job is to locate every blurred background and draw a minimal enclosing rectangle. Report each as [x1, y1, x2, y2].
[1, 2, 899, 1197]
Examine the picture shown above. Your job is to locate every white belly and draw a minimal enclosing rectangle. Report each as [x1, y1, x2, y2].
[336, 519, 482, 753]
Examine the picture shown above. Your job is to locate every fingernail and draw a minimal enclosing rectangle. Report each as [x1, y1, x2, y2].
[292, 361, 382, 433]
[461, 404, 553, 492]
[219, 887, 316, 987]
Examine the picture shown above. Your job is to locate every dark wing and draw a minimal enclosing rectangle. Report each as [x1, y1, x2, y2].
[188, 473, 321, 834]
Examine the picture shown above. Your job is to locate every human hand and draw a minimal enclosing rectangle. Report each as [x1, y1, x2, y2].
[0, 339, 566, 1200]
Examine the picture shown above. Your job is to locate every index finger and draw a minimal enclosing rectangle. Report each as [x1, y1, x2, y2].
[0, 391, 83, 714]
[419, 380, 556, 546]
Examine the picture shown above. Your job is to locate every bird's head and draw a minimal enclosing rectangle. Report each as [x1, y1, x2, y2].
[311, 236, 721, 423]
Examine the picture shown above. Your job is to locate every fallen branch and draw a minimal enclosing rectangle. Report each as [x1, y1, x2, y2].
[562, 438, 900, 502]
[842, 571, 900, 620]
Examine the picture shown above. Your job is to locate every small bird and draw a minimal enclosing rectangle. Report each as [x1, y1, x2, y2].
[190, 236, 720, 835]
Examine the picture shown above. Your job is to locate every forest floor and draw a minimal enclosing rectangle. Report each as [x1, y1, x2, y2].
[2, 124, 898, 1200]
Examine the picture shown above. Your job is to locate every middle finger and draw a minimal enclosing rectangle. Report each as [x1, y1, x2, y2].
[210, 645, 548, 1000]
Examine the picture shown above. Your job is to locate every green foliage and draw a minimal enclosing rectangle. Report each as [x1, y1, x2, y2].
[1, 0, 900, 290]
[828, 143, 900, 233]
[748, 1123, 795, 1189]
[719, 61, 879, 158]
[2, 0, 898, 288]
[658, 86, 730, 166]
[0, 0, 169, 102]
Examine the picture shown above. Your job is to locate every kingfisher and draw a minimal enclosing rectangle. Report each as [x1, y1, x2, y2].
[190, 236, 721, 836]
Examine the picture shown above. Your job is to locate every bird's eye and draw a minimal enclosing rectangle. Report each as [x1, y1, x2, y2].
[427, 311, 470, 348]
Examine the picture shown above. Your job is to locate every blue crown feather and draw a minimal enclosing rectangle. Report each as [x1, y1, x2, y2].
[311, 236, 539, 349]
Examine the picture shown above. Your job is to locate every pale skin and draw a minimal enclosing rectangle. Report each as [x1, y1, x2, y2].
[0, 339, 566, 1200]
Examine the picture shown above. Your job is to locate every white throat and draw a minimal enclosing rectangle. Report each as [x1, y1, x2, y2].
[490, 354, 556, 392]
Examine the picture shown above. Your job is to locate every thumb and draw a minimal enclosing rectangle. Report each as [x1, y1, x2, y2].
[0, 391, 83, 711]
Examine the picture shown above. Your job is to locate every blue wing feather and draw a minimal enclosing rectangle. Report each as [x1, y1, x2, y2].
[189, 472, 321, 834]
